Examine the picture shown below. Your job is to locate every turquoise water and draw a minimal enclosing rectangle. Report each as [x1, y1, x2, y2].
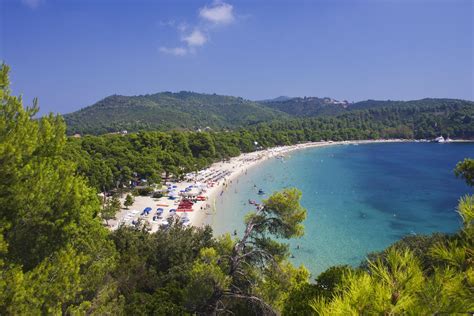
[211, 142, 473, 276]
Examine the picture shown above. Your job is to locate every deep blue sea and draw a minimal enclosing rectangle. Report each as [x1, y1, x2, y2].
[211, 142, 473, 276]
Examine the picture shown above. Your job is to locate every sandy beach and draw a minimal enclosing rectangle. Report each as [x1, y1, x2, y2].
[108, 139, 429, 231]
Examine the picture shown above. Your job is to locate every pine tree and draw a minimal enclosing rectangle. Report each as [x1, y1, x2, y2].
[0, 64, 117, 314]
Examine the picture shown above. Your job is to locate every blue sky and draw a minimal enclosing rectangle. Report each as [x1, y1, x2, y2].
[1, 0, 473, 115]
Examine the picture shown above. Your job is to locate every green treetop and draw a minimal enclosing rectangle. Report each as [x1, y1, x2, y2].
[0, 64, 116, 314]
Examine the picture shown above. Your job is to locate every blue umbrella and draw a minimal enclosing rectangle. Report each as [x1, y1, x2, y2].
[144, 207, 152, 212]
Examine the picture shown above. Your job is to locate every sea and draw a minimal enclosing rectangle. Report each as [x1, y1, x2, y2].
[210, 142, 474, 276]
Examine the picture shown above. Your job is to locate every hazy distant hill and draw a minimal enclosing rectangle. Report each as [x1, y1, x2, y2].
[64, 91, 286, 135]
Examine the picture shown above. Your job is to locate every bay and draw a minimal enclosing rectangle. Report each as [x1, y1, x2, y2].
[211, 142, 474, 276]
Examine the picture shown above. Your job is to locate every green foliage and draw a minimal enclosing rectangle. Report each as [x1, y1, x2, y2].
[181, 188, 309, 314]
[363, 233, 448, 272]
[102, 196, 121, 225]
[2, 64, 474, 315]
[0, 64, 116, 314]
[455, 158, 474, 187]
[124, 194, 134, 208]
[281, 265, 352, 315]
[64, 90, 474, 139]
[310, 195, 474, 315]
[64, 91, 284, 135]
[255, 188, 307, 238]
[136, 186, 154, 196]
[64, 101, 474, 193]
[110, 222, 216, 314]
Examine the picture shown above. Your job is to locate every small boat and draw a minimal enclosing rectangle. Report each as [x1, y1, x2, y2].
[434, 136, 445, 143]
[258, 189, 265, 195]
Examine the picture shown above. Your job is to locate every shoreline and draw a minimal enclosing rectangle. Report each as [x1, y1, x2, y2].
[109, 139, 472, 231]
[198, 139, 410, 228]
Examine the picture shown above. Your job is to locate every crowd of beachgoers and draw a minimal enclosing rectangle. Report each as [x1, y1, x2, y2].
[108, 139, 417, 231]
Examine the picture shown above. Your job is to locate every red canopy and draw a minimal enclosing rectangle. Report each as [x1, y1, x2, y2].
[176, 208, 193, 212]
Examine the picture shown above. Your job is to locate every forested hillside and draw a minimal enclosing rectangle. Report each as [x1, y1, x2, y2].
[263, 96, 473, 118]
[63, 101, 474, 194]
[64, 92, 285, 135]
[262, 97, 350, 117]
[64, 90, 473, 136]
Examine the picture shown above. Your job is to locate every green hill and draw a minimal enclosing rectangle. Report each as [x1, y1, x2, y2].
[64, 92, 473, 135]
[64, 91, 287, 135]
[262, 96, 350, 117]
[263, 97, 473, 118]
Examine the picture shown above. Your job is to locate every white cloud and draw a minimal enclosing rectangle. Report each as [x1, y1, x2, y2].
[199, 2, 235, 25]
[159, 47, 188, 56]
[160, 1, 237, 57]
[177, 22, 188, 33]
[21, 0, 42, 9]
[182, 29, 207, 47]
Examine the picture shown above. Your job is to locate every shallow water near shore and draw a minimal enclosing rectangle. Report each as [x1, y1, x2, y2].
[211, 142, 474, 276]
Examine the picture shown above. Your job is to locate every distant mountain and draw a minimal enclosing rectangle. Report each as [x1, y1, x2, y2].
[263, 97, 351, 117]
[64, 91, 287, 135]
[259, 96, 293, 103]
[64, 91, 473, 136]
[263, 97, 473, 117]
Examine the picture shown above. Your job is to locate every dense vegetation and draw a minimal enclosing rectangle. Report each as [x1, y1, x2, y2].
[64, 89, 474, 136]
[262, 97, 350, 117]
[265, 96, 473, 120]
[1, 65, 473, 314]
[64, 92, 285, 135]
[65, 101, 474, 193]
[249, 102, 474, 141]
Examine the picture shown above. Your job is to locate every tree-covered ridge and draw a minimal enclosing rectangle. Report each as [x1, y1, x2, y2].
[64, 91, 286, 135]
[251, 101, 474, 142]
[64, 89, 474, 136]
[262, 96, 351, 117]
[64, 100, 473, 194]
[263, 96, 473, 118]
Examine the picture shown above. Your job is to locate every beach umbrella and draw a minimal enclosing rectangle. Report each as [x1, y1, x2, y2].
[144, 207, 152, 212]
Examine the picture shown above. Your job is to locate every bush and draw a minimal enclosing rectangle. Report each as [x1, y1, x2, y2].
[134, 187, 154, 196]
[152, 191, 164, 199]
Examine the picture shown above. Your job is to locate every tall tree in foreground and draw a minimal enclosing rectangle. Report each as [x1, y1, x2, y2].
[0, 64, 117, 314]
[184, 188, 308, 314]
